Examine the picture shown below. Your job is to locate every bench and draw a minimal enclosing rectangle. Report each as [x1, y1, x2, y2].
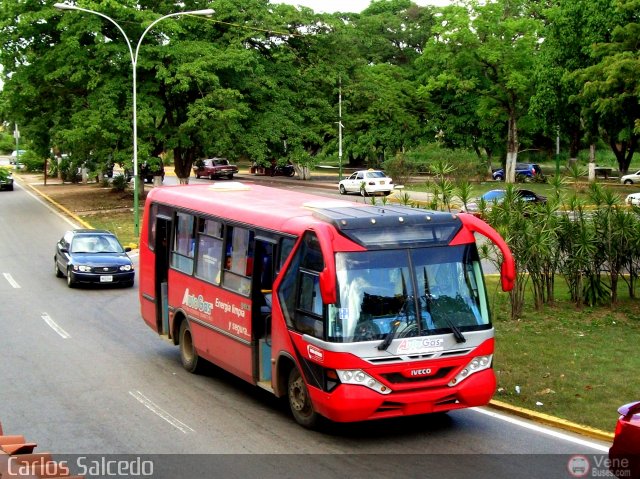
[594, 166, 613, 179]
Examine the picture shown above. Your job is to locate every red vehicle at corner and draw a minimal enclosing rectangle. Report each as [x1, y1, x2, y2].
[610, 401, 640, 479]
[193, 158, 238, 180]
[138, 182, 515, 428]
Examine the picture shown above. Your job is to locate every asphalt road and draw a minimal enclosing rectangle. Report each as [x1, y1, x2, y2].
[0, 168, 613, 478]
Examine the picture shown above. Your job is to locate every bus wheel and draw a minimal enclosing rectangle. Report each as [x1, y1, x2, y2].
[287, 367, 318, 428]
[179, 320, 201, 373]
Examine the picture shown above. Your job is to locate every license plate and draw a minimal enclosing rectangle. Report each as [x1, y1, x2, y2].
[100, 275, 113, 283]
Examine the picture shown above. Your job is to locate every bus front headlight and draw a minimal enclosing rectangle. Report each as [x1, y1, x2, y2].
[448, 355, 493, 386]
[336, 369, 392, 395]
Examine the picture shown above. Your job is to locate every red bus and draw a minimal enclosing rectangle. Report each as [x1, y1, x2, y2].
[139, 182, 515, 428]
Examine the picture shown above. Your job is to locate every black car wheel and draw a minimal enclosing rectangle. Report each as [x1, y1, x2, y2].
[54, 258, 63, 278]
[66, 268, 75, 288]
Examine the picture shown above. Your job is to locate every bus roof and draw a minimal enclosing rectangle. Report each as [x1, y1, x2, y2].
[146, 182, 463, 246]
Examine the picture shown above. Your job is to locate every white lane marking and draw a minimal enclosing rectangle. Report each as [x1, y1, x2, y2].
[471, 407, 610, 452]
[3, 273, 21, 288]
[41, 313, 71, 339]
[20, 183, 80, 228]
[129, 390, 195, 434]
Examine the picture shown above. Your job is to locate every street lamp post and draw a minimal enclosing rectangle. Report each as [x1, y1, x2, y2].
[54, 3, 214, 239]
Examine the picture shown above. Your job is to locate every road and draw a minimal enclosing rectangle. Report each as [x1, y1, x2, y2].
[0, 166, 612, 478]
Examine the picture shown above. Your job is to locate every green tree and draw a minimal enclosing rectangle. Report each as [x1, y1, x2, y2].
[417, 0, 541, 183]
[571, 0, 640, 174]
[530, 0, 619, 162]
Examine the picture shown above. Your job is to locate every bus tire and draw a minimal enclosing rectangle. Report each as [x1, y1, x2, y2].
[179, 320, 201, 373]
[287, 367, 319, 428]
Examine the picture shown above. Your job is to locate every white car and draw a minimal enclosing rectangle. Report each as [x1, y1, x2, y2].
[10, 149, 26, 165]
[626, 192, 640, 206]
[621, 170, 640, 184]
[338, 170, 394, 196]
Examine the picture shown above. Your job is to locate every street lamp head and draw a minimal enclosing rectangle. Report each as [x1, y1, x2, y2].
[190, 9, 215, 16]
[53, 3, 76, 9]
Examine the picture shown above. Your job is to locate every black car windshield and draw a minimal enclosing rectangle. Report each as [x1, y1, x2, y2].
[328, 245, 489, 343]
[71, 235, 124, 254]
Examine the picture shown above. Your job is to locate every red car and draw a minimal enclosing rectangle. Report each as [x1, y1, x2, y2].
[609, 401, 640, 479]
[193, 158, 238, 180]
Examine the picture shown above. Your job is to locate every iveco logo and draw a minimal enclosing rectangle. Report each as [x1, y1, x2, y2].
[410, 368, 432, 376]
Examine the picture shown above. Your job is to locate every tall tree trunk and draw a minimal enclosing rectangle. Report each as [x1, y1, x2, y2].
[588, 143, 596, 182]
[173, 146, 195, 184]
[505, 112, 519, 184]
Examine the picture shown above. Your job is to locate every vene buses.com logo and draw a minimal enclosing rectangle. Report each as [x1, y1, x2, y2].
[567, 455, 590, 477]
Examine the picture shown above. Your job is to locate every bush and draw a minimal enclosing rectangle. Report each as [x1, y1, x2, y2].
[0, 133, 15, 153]
[382, 152, 418, 187]
[404, 143, 483, 178]
[18, 150, 45, 172]
[111, 174, 128, 192]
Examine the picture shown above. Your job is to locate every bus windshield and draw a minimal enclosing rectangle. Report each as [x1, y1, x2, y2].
[330, 245, 489, 343]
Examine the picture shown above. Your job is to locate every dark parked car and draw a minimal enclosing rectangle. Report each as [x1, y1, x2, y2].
[193, 158, 238, 179]
[0, 167, 14, 191]
[140, 159, 164, 183]
[609, 401, 640, 479]
[250, 161, 295, 177]
[122, 159, 164, 183]
[492, 163, 542, 181]
[54, 229, 135, 288]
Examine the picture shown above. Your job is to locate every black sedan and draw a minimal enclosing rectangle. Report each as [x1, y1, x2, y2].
[54, 229, 135, 288]
[0, 167, 13, 191]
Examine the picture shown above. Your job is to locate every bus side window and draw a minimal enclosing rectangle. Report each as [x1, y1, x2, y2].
[278, 237, 296, 275]
[278, 232, 325, 339]
[222, 225, 254, 296]
[195, 218, 223, 285]
[171, 212, 195, 274]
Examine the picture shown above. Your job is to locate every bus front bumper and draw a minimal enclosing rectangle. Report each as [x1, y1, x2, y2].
[309, 369, 496, 423]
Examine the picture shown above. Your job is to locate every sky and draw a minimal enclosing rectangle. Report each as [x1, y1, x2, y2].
[274, 0, 452, 13]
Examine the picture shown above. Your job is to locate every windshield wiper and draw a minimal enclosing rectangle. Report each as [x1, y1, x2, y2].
[378, 297, 409, 351]
[443, 317, 466, 343]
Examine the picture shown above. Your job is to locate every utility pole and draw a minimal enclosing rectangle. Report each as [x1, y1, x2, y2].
[13, 124, 20, 164]
[338, 77, 343, 181]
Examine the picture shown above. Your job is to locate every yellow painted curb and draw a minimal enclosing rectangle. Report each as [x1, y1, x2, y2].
[489, 399, 614, 443]
[24, 181, 94, 230]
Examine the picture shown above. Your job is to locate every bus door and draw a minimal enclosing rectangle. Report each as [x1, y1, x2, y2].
[154, 215, 171, 335]
[251, 238, 276, 383]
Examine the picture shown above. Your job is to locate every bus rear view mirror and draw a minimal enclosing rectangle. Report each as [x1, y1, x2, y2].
[319, 269, 336, 305]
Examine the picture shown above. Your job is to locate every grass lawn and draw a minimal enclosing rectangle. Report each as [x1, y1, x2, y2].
[487, 276, 640, 432]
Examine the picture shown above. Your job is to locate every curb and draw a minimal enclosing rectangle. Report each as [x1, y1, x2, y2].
[489, 400, 613, 443]
[14, 172, 614, 445]
[22, 178, 94, 229]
